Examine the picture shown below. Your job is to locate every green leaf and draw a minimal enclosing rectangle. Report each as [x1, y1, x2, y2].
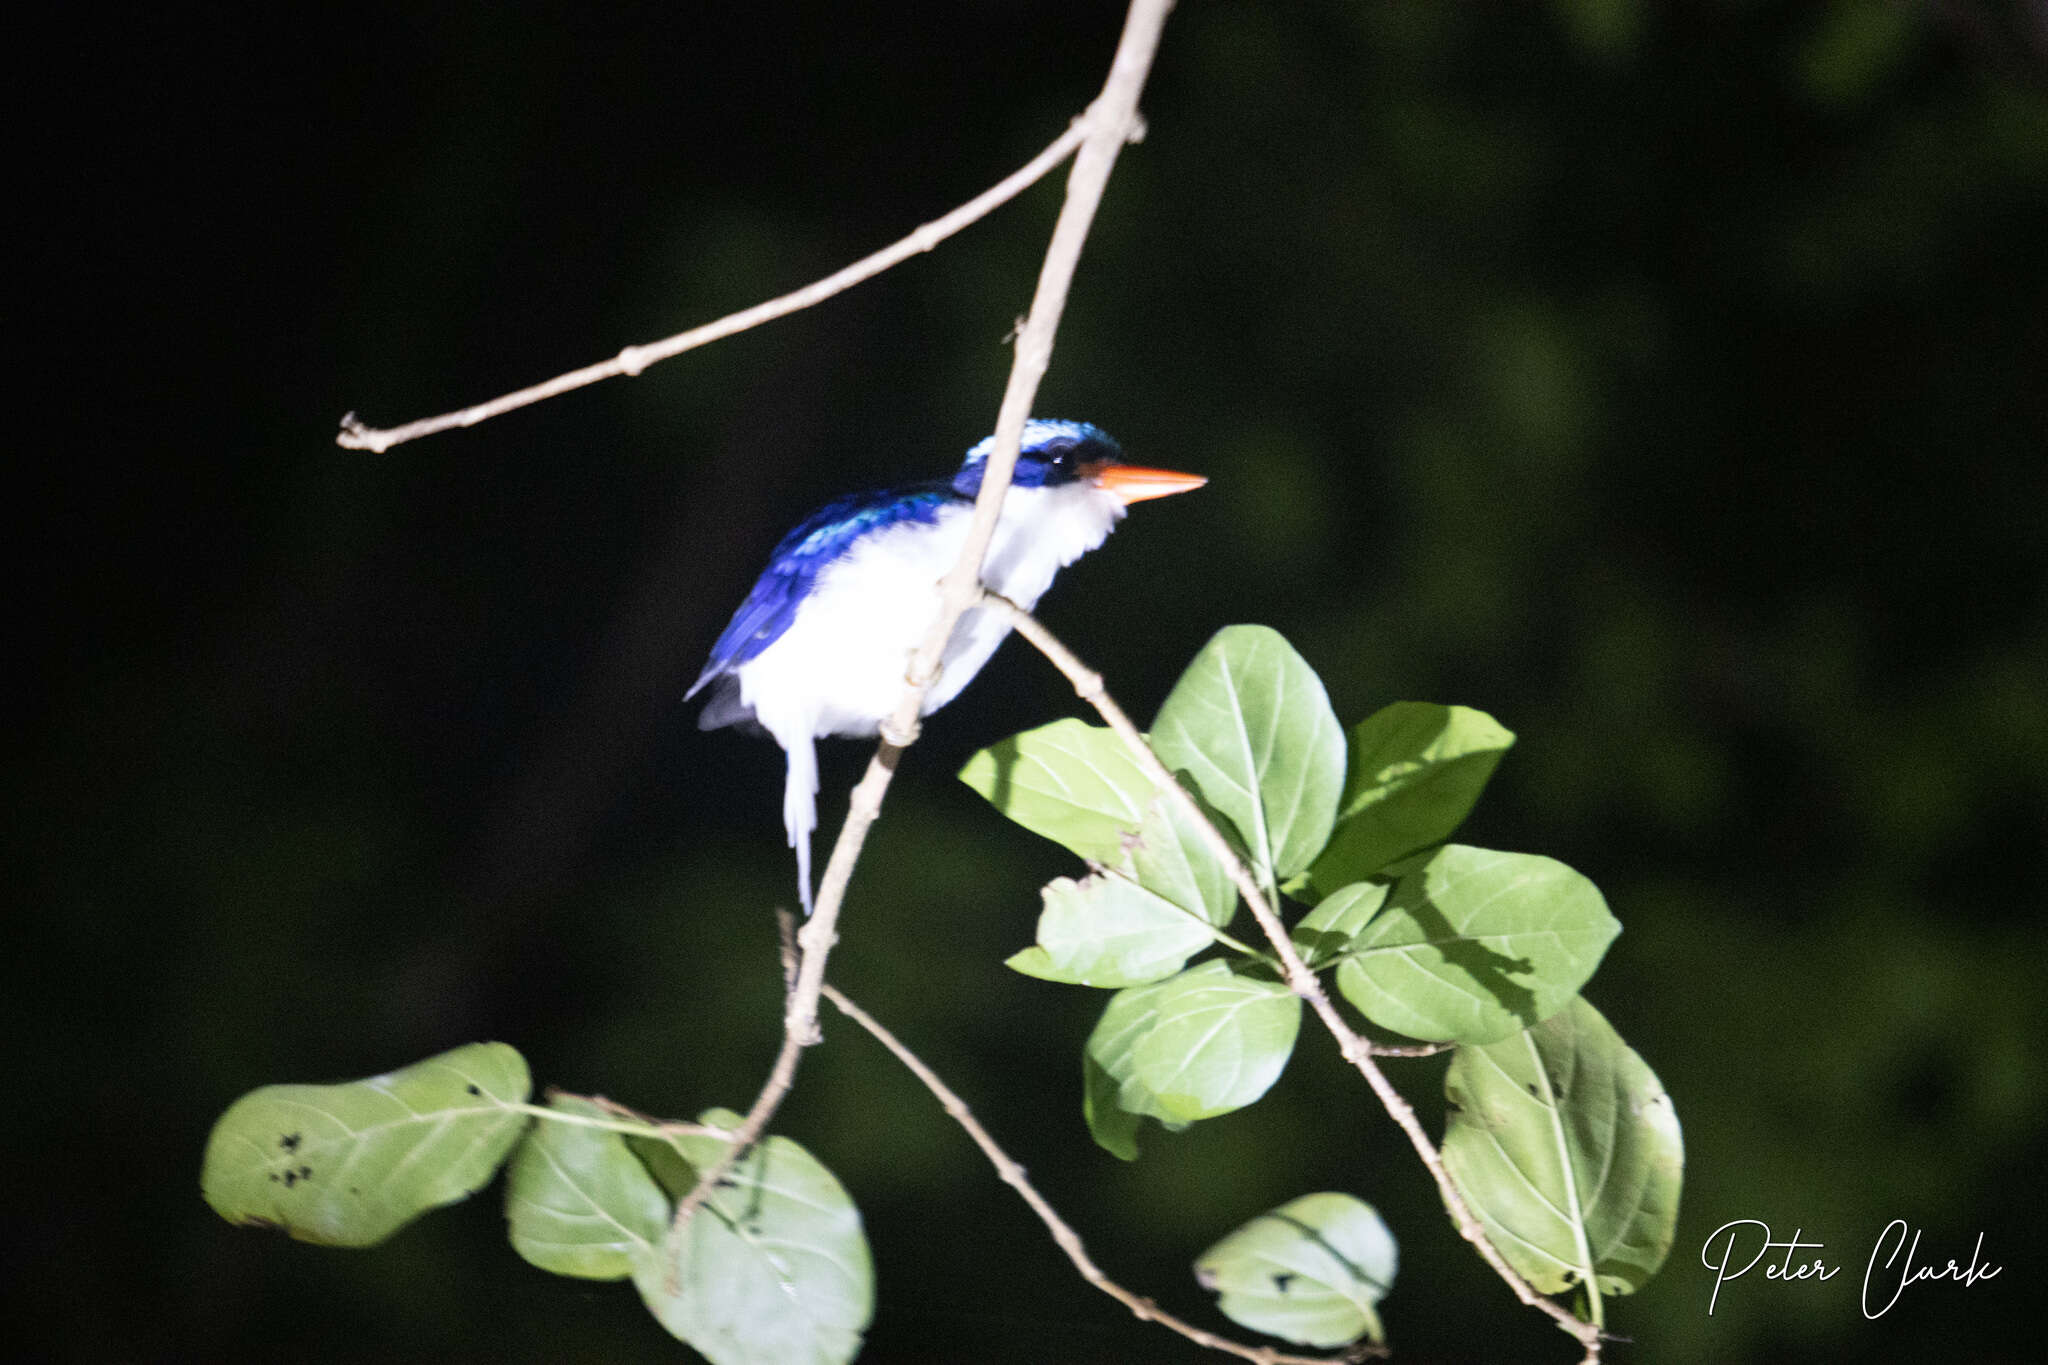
[201, 1042, 532, 1247]
[1195, 1192, 1397, 1347]
[1308, 703, 1515, 893]
[1081, 1035, 1146, 1162]
[504, 1096, 668, 1279]
[1442, 998, 1684, 1299]
[1120, 788, 1237, 929]
[1150, 625, 1344, 891]
[1083, 961, 1302, 1156]
[1292, 880, 1389, 968]
[1132, 963, 1301, 1122]
[1008, 871, 1217, 987]
[1332, 845, 1619, 1044]
[958, 717, 1158, 862]
[631, 1109, 874, 1365]
[1083, 991, 1159, 1160]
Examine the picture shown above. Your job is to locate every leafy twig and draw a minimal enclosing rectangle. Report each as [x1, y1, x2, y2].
[984, 592, 1607, 1363]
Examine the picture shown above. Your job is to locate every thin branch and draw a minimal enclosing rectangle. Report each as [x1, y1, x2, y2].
[663, 0, 1176, 1266]
[823, 981, 1380, 1365]
[985, 593, 1607, 1364]
[335, 121, 1090, 453]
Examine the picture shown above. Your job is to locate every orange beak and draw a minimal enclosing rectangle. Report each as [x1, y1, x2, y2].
[1088, 461, 1209, 505]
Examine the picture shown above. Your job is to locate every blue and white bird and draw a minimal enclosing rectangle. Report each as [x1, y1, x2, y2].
[687, 419, 1206, 912]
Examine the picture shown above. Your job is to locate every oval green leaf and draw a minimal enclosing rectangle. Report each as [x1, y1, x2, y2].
[1333, 845, 1619, 1043]
[631, 1109, 873, 1365]
[958, 717, 1159, 862]
[1195, 1192, 1397, 1347]
[504, 1095, 669, 1279]
[1010, 871, 1218, 988]
[1442, 998, 1684, 1300]
[1150, 625, 1344, 890]
[1308, 703, 1515, 893]
[1083, 960, 1302, 1159]
[201, 1041, 532, 1246]
[1132, 965, 1301, 1123]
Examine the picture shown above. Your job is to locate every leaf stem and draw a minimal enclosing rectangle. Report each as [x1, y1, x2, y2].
[511, 1096, 727, 1141]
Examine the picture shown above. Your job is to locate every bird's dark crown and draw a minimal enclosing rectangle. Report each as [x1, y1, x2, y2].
[951, 419, 1123, 498]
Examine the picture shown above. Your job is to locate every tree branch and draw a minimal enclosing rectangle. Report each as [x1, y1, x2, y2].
[663, 0, 1176, 1265]
[984, 593, 1607, 1363]
[335, 122, 1090, 453]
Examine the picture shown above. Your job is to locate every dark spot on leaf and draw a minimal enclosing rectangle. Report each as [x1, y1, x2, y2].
[280, 1133, 301, 1152]
[466, 1084, 482, 1096]
[267, 1173, 279, 1183]
[716, 1177, 739, 1189]
[281, 1171, 299, 1187]
[1272, 1272, 1296, 1294]
[1526, 1082, 1541, 1097]
[298, 1166, 313, 1180]
[1561, 1269, 1579, 1285]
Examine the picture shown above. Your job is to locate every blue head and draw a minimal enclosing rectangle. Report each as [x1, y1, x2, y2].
[951, 420, 1124, 498]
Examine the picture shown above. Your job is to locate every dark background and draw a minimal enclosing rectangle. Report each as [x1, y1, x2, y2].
[12, 2, 2044, 1361]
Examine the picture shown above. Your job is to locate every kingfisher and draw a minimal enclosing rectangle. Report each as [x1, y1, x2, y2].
[687, 419, 1206, 913]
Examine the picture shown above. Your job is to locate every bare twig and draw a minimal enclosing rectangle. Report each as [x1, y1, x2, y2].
[823, 982, 1379, 1365]
[335, 122, 1090, 453]
[985, 593, 1607, 1363]
[663, 0, 1176, 1264]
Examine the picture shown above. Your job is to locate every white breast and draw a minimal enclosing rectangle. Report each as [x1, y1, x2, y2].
[735, 480, 1127, 744]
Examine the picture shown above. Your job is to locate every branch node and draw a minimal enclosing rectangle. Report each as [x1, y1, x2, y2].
[335, 413, 390, 453]
[879, 715, 922, 747]
[616, 344, 651, 375]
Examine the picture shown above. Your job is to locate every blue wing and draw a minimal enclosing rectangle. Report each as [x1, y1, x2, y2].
[688, 482, 954, 729]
